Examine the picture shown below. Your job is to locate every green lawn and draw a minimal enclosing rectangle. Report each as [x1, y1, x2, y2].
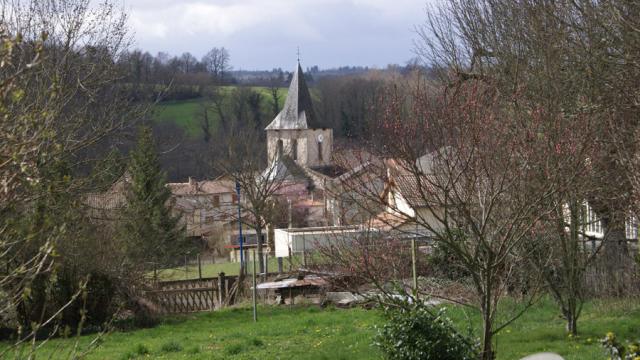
[3, 298, 638, 359]
[443, 297, 640, 360]
[159, 257, 295, 280]
[151, 86, 289, 138]
[152, 98, 207, 137]
[4, 306, 381, 360]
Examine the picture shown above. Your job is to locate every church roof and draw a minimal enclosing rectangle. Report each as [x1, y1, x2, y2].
[266, 62, 324, 130]
[261, 153, 310, 182]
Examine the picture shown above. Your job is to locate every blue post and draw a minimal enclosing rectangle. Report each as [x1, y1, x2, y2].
[236, 181, 244, 269]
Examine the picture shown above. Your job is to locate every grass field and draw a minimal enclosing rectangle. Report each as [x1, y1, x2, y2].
[152, 98, 207, 137]
[151, 86, 288, 138]
[3, 297, 638, 359]
[159, 257, 295, 280]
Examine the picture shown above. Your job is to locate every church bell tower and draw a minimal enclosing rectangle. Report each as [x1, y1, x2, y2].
[265, 61, 333, 168]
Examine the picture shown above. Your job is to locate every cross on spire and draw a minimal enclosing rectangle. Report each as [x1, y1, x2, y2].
[296, 46, 300, 64]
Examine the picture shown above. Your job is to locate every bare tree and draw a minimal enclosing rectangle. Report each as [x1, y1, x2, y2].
[202, 47, 231, 83]
[212, 125, 289, 274]
[179, 52, 198, 73]
[322, 81, 560, 359]
[413, 0, 640, 339]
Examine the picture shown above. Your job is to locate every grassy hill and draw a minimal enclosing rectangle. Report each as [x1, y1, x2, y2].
[151, 86, 288, 138]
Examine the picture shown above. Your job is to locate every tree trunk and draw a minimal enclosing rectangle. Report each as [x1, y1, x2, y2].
[602, 216, 628, 296]
[565, 309, 578, 336]
[481, 311, 494, 360]
[256, 225, 265, 274]
[481, 269, 495, 360]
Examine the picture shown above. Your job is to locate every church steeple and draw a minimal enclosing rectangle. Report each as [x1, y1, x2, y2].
[265, 62, 323, 130]
[265, 59, 333, 168]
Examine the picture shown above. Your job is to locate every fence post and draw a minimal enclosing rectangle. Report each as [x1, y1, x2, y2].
[302, 235, 307, 267]
[184, 254, 188, 280]
[197, 254, 202, 280]
[211, 277, 216, 311]
[264, 252, 268, 280]
[278, 257, 283, 273]
[218, 272, 226, 306]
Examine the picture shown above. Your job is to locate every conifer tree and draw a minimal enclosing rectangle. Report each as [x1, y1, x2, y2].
[121, 126, 185, 273]
[92, 148, 127, 191]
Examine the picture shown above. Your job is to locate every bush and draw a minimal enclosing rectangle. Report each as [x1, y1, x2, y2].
[601, 331, 640, 360]
[160, 340, 183, 353]
[427, 241, 470, 280]
[224, 343, 244, 356]
[133, 343, 150, 355]
[374, 304, 477, 360]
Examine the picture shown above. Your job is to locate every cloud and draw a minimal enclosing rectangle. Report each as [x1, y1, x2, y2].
[123, 0, 427, 68]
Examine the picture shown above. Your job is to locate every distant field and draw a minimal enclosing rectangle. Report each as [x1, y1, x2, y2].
[159, 256, 298, 280]
[152, 98, 206, 137]
[151, 86, 288, 138]
[3, 297, 638, 359]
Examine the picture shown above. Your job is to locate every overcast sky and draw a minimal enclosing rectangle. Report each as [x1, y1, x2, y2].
[125, 0, 429, 70]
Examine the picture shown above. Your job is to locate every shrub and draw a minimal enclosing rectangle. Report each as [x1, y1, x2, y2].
[374, 304, 477, 360]
[427, 241, 470, 280]
[249, 337, 264, 347]
[160, 340, 183, 353]
[601, 331, 640, 360]
[224, 343, 244, 356]
[133, 343, 149, 355]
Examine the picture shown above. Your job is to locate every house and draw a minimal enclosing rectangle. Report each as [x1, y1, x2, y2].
[84, 173, 130, 221]
[166, 176, 244, 255]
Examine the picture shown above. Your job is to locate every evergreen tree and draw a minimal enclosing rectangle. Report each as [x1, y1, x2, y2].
[91, 148, 126, 191]
[121, 126, 185, 272]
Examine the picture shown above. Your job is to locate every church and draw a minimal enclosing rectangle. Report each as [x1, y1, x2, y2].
[261, 61, 378, 227]
[265, 62, 333, 169]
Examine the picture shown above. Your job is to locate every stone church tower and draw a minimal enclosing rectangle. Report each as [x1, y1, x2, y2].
[266, 62, 333, 168]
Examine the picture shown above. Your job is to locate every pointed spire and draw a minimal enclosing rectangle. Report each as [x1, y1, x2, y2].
[265, 60, 323, 130]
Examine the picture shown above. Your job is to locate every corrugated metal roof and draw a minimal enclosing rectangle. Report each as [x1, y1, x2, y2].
[255, 275, 328, 290]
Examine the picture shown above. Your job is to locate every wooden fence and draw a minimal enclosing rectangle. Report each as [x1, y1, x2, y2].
[145, 273, 237, 314]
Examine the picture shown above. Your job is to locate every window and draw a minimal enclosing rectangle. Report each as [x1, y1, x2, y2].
[584, 202, 602, 236]
[276, 139, 283, 156]
[212, 195, 220, 207]
[626, 215, 638, 240]
[292, 139, 298, 160]
[318, 140, 323, 162]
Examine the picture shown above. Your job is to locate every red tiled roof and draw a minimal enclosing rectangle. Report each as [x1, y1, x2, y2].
[386, 159, 437, 208]
[167, 179, 235, 195]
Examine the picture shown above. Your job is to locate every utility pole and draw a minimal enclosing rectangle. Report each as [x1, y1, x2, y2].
[411, 237, 418, 297]
[252, 249, 258, 322]
[236, 181, 244, 273]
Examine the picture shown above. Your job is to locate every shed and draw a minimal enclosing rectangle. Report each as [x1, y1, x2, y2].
[274, 225, 375, 258]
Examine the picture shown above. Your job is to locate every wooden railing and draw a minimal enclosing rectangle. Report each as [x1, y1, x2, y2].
[145, 273, 237, 314]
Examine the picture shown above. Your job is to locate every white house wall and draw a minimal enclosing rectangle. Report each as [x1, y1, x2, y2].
[274, 227, 369, 257]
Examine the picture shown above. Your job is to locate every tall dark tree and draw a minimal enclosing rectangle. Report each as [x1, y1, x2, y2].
[121, 126, 185, 273]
